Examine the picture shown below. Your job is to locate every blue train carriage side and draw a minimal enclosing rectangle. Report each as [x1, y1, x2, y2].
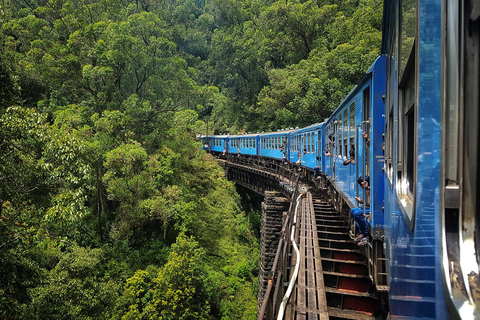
[288, 123, 325, 176]
[382, 0, 479, 319]
[228, 133, 259, 156]
[199, 135, 228, 153]
[215, 135, 229, 154]
[258, 130, 292, 161]
[323, 55, 386, 241]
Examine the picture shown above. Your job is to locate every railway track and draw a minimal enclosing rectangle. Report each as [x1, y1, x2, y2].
[312, 196, 383, 320]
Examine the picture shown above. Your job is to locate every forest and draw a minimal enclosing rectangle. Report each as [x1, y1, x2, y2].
[0, 0, 382, 318]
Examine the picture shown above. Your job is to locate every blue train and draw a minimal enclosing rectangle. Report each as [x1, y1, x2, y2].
[200, 0, 479, 318]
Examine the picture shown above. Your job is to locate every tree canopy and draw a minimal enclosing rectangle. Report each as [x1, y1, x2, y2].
[0, 0, 382, 318]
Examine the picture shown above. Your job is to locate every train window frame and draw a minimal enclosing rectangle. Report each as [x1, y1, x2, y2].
[397, 37, 417, 228]
[349, 102, 355, 157]
[311, 132, 315, 153]
[305, 133, 311, 153]
[336, 118, 342, 159]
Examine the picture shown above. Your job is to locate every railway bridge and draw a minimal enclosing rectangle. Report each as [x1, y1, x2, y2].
[217, 154, 388, 320]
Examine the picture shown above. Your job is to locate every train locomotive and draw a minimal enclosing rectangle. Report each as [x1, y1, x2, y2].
[200, 0, 480, 318]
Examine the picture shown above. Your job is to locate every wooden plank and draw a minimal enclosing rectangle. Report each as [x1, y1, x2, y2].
[295, 197, 307, 320]
[305, 196, 319, 319]
[308, 194, 330, 320]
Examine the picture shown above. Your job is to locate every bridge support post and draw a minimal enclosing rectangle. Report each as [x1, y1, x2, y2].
[257, 191, 290, 316]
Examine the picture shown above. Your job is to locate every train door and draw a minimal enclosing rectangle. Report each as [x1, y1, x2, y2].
[361, 87, 371, 214]
[349, 102, 355, 165]
[441, 2, 480, 317]
[334, 119, 339, 181]
[317, 130, 322, 169]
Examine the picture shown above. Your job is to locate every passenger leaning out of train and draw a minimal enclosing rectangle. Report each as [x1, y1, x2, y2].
[351, 175, 371, 246]
[362, 131, 370, 146]
[343, 145, 355, 165]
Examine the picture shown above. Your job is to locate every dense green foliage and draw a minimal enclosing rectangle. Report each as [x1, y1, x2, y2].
[0, 0, 381, 318]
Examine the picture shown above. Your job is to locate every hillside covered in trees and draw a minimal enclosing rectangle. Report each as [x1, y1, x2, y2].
[0, 0, 382, 318]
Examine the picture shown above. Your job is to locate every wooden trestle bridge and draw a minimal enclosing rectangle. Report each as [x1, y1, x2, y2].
[216, 154, 388, 320]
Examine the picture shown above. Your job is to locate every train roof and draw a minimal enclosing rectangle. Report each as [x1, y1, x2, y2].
[228, 133, 259, 138]
[290, 122, 325, 134]
[198, 123, 324, 139]
[257, 128, 296, 136]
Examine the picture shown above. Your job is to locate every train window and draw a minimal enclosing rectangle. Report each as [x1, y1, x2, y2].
[317, 131, 321, 156]
[337, 119, 342, 158]
[397, 54, 416, 218]
[312, 132, 314, 153]
[305, 133, 312, 153]
[363, 87, 371, 175]
[387, 107, 394, 179]
[311, 132, 315, 153]
[400, 0, 416, 79]
[350, 102, 355, 156]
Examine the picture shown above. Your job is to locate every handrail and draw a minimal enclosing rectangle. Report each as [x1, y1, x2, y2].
[257, 178, 300, 320]
[276, 193, 303, 320]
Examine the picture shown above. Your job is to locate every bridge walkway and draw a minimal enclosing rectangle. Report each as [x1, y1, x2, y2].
[283, 192, 382, 320]
[215, 156, 385, 319]
[285, 192, 329, 320]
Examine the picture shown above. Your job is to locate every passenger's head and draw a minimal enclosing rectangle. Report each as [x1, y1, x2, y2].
[357, 176, 370, 188]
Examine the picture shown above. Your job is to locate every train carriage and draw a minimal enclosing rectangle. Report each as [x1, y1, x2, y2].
[324, 55, 386, 241]
[288, 123, 325, 171]
[383, 0, 479, 318]
[258, 130, 292, 160]
[199, 135, 227, 153]
[228, 134, 259, 156]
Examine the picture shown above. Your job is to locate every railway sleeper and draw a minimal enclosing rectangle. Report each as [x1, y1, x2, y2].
[313, 197, 385, 320]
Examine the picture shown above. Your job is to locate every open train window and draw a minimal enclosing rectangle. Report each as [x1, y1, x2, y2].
[362, 87, 371, 178]
[336, 119, 342, 159]
[349, 103, 355, 157]
[397, 44, 416, 225]
[311, 132, 315, 153]
[392, 0, 417, 228]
